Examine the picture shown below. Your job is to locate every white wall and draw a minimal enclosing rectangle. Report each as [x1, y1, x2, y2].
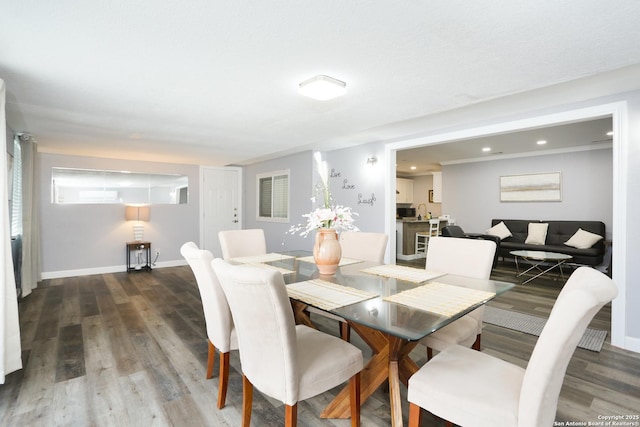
[442, 148, 613, 238]
[624, 94, 640, 343]
[39, 153, 199, 277]
[410, 174, 442, 218]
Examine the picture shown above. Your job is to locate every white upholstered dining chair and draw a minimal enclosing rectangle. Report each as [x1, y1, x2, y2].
[408, 266, 617, 427]
[218, 228, 267, 260]
[212, 259, 363, 427]
[421, 236, 497, 359]
[180, 242, 238, 409]
[339, 231, 389, 263]
[309, 231, 389, 341]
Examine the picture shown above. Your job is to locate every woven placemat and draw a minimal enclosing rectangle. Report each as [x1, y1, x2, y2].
[286, 279, 378, 311]
[361, 265, 444, 283]
[296, 256, 363, 266]
[247, 263, 295, 276]
[384, 282, 495, 316]
[230, 253, 295, 264]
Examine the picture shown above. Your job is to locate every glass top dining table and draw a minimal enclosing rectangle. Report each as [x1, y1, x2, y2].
[259, 250, 514, 341]
[234, 250, 514, 427]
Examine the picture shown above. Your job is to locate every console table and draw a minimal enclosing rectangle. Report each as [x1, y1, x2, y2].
[126, 241, 152, 272]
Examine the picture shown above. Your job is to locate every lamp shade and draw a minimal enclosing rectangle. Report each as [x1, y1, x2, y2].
[125, 206, 150, 221]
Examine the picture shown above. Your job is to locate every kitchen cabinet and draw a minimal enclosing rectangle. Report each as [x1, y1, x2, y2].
[396, 178, 414, 203]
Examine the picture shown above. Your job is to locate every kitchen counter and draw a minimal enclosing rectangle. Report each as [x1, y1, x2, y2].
[398, 217, 446, 223]
[396, 219, 449, 258]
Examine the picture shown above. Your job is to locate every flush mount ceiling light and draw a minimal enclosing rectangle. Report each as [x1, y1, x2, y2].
[298, 75, 346, 101]
[537, 140, 547, 145]
[482, 147, 491, 152]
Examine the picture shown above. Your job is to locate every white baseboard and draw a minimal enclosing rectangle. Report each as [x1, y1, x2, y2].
[41, 259, 188, 280]
[623, 335, 640, 353]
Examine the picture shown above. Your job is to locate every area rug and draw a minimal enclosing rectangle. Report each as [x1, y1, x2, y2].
[483, 306, 608, 352]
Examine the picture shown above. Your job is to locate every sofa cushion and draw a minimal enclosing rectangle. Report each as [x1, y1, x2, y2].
[564, 228, 603, 249]
[486, 221, 512, 240]
[491, 219, 531, 244]
[525, 223, 548, 245]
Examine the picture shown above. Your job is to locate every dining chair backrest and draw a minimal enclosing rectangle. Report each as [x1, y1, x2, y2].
[518, 266, 617, 426]
[218, 229, 267, 260]
[180, 242, 234, 353]
[212, 258, 300, 405]
[340, 231, 388, 263]
[428, 219, 440, 236]
[425, 236, 496, 279]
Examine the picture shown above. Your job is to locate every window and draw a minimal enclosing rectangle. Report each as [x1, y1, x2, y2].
[50, 168, 189, 204]
[257, 170, 289, 221]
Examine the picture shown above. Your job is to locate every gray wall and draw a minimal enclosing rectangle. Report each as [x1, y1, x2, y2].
[441, 148, 613, 239]
[39, 153, 199, 276]
[6, 125, 13, 156]
[243, 150, 314, 252]
[326, 141, 386, 233]
[242, 143, 388, 253]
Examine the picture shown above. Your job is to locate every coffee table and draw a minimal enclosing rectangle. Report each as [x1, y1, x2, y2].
[510, 250, 573, 284]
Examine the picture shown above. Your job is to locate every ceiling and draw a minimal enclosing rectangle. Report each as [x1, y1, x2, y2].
[1, 2, 639, 167]
[396, 117, 613, 175]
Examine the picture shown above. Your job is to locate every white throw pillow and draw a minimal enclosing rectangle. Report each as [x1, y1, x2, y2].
[565, 228, 603, 249]
[486, 221, 512, 240]
[525, 223, 548, 245]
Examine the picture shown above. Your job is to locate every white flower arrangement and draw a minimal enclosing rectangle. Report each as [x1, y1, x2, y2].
[288, 152, 359, 237]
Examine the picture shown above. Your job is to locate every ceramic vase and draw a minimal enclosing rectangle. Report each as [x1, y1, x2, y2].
[313, 229, 342, 275]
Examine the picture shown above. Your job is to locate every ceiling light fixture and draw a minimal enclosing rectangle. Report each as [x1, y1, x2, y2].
[537, 140, 547, 145]
[482, 147, 491, 152]
[410, 166, 417, 170]
[298, 75, 346, 101]
[606, 131, 614, 136]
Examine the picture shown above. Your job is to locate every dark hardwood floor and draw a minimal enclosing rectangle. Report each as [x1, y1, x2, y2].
[0, 260, 638, 426]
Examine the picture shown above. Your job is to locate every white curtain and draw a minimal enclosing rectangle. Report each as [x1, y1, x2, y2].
[19, 135, 41, 297]
[0, 79, 22, 383]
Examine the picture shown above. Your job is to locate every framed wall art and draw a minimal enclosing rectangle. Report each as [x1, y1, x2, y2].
[500, 172, 561, 202]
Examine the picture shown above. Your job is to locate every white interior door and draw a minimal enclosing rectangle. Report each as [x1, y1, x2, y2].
[201, 167, 242, 257]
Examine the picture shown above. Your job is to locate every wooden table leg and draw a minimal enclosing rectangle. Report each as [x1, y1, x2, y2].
[388, 334, 419, 427]
[321, 322, 389, 419]
[290, 300, 317, 329]
[321, 321, 419, 427]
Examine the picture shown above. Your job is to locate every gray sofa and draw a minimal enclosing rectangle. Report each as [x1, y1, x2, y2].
[490, 219, 606, 266]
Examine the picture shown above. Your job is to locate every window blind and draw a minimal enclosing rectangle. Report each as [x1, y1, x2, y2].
[259, 177, 273, 217]
[272, 174, 288, 218]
